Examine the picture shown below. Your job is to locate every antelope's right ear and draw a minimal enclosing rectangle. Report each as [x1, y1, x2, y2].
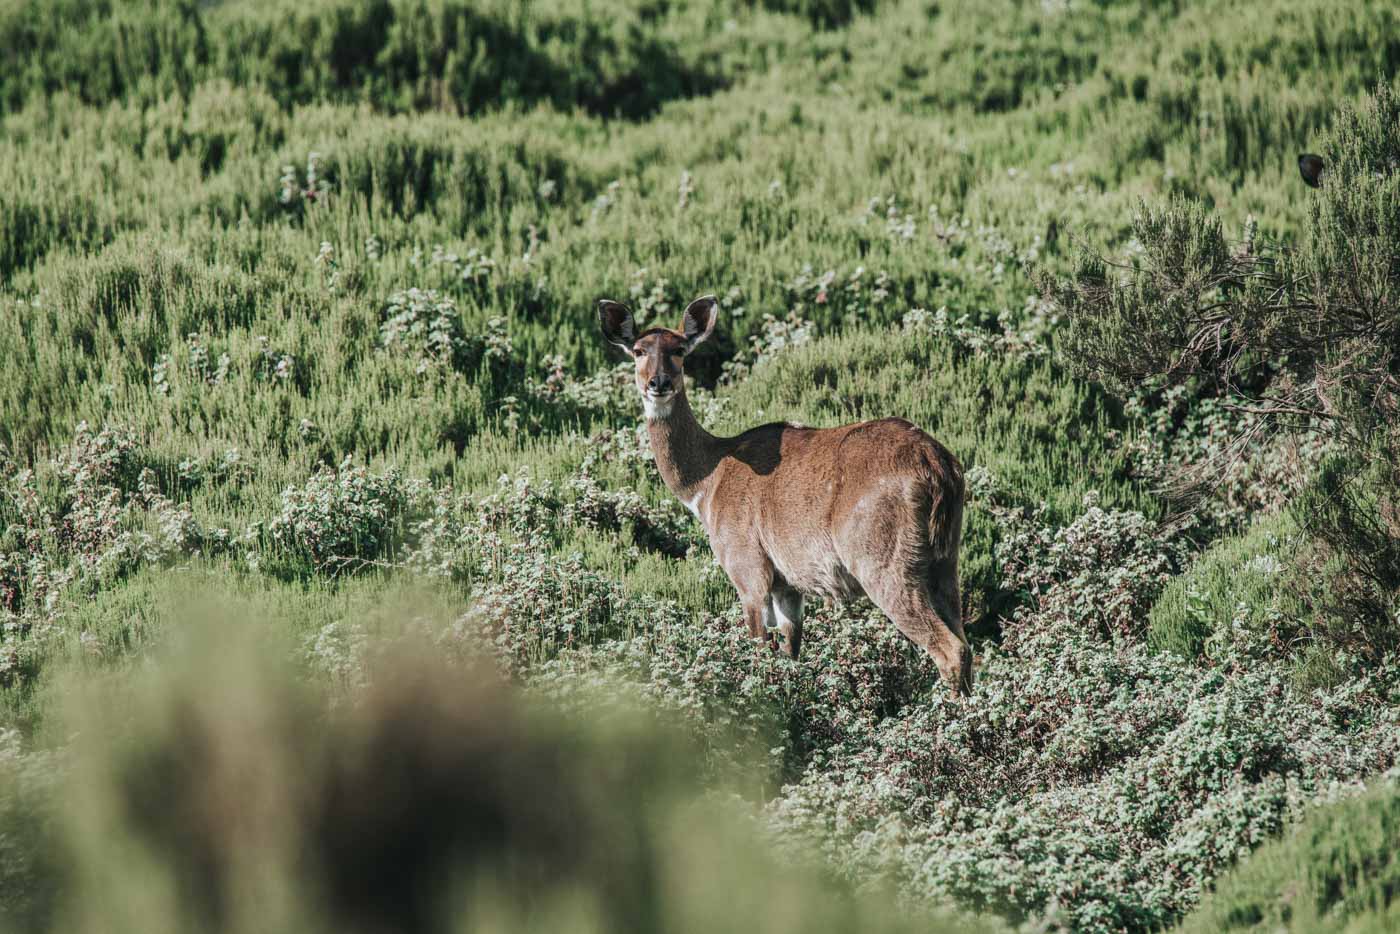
[681, 295, 719, 353]
[598, 299, 637, 352]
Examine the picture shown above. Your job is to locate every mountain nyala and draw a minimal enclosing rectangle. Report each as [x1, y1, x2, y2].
[598, 295, 972, 696]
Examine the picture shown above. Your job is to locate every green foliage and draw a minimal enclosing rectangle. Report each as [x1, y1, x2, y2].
[3, 1, 1400, 932]
[1047, 83, 1400, 415]
[1177, 782, 1400, 933]
[750, 0, 877, 29]
[0, 0, 207, 114]
[1148, 513, 1302, 661]
[0, 0, 732, 118]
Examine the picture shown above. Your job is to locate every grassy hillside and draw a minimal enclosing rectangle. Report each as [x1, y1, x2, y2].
[1, 0, 1399, 930]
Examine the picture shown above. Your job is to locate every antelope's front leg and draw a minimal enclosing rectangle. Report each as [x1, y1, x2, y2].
[723, 551, 778, 651]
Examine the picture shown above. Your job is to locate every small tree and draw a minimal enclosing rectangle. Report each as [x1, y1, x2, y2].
[1039, 84, 1400, 659]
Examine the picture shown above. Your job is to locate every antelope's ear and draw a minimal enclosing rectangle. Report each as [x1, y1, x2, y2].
[1298, 153, 1326, 188]
[681, 295, 719, 353]
[598, 300, 637, 352]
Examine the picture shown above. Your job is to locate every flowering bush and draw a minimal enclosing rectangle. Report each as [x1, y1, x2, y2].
[278, 151, 330, 206]
[377, 288, 482, 376]
[0, 423, 209, 680]
[264, 457, 429, 576]
[720, 312, 816, 384]
[761, 496, 1400, 933]
[786, 263, 893, 319]
[901, 303, 1049, 359]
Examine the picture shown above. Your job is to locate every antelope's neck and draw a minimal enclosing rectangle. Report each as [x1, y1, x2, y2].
[645, 390, 723, 502]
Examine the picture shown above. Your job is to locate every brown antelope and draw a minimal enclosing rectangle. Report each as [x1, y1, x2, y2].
[598, 295, 973, 696]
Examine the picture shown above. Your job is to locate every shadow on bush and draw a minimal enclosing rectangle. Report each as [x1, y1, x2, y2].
[1, 0, 728, 120]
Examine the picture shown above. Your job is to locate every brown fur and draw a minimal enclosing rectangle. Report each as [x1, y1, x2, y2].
[599, 296, 972, 696]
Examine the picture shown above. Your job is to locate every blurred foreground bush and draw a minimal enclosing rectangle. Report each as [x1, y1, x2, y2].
[0, 619, 994, 934]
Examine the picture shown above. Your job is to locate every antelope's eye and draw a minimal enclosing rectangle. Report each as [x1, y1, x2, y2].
[632, 348, 644, 357]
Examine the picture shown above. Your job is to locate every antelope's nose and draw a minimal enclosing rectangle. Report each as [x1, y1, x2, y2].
[647, 375, 673, 394]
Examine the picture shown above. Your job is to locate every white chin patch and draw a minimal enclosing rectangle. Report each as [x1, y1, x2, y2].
[642, 393, 674, 420]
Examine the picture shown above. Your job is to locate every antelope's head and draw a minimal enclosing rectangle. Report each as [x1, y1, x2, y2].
[597, 295, 718, 420]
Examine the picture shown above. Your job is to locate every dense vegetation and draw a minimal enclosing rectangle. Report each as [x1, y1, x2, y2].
[1, 0, 1399, 930]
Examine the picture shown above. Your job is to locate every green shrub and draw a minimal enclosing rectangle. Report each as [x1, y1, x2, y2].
[0, 0, 207, 113]
[1177, 781, 1400, 933]
[1148, 513, 1302, 661]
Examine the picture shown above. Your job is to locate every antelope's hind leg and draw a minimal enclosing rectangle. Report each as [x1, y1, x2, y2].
[927, 554, 972, 692]
[867, 578, 972, 697]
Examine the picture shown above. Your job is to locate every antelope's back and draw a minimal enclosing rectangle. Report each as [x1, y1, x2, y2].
[716, 418, 959, 595]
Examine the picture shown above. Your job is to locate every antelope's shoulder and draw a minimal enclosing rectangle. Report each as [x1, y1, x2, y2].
[719, 421, 818, 473]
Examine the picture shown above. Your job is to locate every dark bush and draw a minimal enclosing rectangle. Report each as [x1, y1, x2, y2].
[1041, 84, 1400, 658]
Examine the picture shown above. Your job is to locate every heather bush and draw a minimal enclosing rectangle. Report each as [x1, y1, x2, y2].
[0, 0, 732, 118]
[1148, 514, 1303, 663]
[404, 467, 701, 583]
[263, 457, 429, 576]
[1177, 779, 1400, 932]
[766, 498, 1400, 932]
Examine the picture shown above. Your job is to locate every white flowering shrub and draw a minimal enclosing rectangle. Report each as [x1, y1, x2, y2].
[405, 468, 701, 585]
[530, 358, 635, 418]
[1120, 384, 1327, 538]
[0, 423, 208, 680]
[413, 244, 498, 286]
[378, 288, 483, 375]
[901, 303, 1049, 359]
[278, 151, 330, 206]
[720, 312, 815, 384]
[786, 262, 894, 320]
[264, 457, 429, 576]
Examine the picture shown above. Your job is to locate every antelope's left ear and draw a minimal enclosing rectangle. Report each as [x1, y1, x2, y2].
[598, 299, 637, 352]
[681, 295, 719, 353]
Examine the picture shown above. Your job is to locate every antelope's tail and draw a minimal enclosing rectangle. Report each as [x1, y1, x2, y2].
[926, 445, 965, 560]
